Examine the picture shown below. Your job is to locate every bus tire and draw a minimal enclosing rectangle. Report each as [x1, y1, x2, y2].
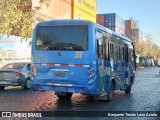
[65, 93, 73, 99]
[125, 84, 131, 93]
[56, 92, 73, 99]
[107, 82, 114, 102]
[0, 86, 5, 91]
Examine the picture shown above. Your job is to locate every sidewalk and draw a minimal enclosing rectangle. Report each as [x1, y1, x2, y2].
[136, 63, 154, 69]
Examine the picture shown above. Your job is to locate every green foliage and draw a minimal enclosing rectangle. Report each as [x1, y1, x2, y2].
[132, 34, 160, 61]
[0, 0, 50, 38]
[0, 0, 32, 38]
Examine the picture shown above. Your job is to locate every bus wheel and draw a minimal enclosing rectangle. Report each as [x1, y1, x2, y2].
[65, 93, 73, 99]
[107, 82, 114, 102]
[56, 92, 73, 99]
[0, 86, 5, 91]
[125, 84, 131, 93]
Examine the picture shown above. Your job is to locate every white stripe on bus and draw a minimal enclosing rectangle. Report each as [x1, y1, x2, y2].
[47, 83, 73, 87]
[40, 64, 90, 67]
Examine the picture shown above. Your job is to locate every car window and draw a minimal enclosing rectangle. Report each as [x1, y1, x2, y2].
[2, 63, 24, 69]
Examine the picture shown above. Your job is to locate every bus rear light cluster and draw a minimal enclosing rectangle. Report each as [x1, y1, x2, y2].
[31, 65, 35, 80]
[31, 65, 35, 76]
[88, 79, 93, 84]
[88, 66, 94, 84]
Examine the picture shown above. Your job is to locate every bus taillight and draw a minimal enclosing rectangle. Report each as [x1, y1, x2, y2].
[88, 79, 93, 84]
[31, 65, 34, 70]
[89, 74, 93, 78]
[31, 66, 34, 75]
[82, 88, 86, 93]
[31, 72, 35, 75]
[88, 67, 93, 72]
[88, 66, 94, 84]
[31, 65, 35, 79]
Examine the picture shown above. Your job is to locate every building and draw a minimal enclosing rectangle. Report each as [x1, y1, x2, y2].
[125, 20, 143, 41]
[0, 34, 31, 67]
[131, 29, 143, 41]
[96, 14, 105, 26]
[105, 13, 125, 35]
[97, 13, 125, 35]
[32, 0, 97, 25]
[125, 20, 136, 39]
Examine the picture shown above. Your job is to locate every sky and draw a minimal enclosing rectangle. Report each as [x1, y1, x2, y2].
[96, 0, 160, 46]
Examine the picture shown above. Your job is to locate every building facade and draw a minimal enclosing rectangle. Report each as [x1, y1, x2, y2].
[125, 20, 143, 41]
[97, 13, 125, 35]
[32, 0, 97, 24]
[125, 20, 136, 39]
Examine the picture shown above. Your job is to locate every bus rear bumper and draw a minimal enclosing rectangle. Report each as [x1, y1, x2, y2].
[31, 82, 97, 95]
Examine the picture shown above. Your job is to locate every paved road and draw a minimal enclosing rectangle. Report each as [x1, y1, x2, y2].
[0, 67, 160, 120]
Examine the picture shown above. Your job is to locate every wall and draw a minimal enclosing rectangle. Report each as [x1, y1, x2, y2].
[0, 34, 31, 67]
[32, 0, 96, 23]
[32, 0, 72, 20]
[73, 0, 96, 22]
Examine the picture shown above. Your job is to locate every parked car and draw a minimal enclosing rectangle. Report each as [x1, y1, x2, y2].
[0, 62, 31, 90]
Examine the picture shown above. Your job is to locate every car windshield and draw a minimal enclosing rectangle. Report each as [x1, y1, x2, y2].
[2, 63, 24, 69]
[35, 25, 88, 51]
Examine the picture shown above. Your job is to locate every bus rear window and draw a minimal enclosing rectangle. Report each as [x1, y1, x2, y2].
[36, 26, 88, 51]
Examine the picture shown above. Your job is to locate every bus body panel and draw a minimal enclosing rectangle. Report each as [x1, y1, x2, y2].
[31, 20, 100, 95]
[31, 19, 136, 97]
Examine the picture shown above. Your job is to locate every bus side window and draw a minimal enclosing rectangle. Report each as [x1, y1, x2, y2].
[124, 44, 128, 62]
[113, 44, 118, 60]
[119, 46, 124, 60]
[96, 30, 108, 59]
[129, 49, 134, 61]
[110, 43, 113, 59]
[97, 39, 103, 58]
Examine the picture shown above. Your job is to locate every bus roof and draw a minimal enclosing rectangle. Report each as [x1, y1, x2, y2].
[94, 22, 132, 43]
[35, 19, 132, 43]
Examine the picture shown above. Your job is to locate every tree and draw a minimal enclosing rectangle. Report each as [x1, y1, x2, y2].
[149, 43, 160, 60]
[0, 0, 50, 38]
[127, 18, 160, 63]
[145, 34, 152, 56]
[129, 16, 139, 29]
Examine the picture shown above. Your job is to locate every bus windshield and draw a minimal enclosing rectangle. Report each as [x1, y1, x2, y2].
[36, 26, 88, 51]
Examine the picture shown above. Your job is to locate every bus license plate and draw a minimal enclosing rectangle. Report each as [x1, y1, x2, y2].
[54, 71, 65, 77]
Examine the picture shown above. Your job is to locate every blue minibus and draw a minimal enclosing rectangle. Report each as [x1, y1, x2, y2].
[31, 19, 136, 101]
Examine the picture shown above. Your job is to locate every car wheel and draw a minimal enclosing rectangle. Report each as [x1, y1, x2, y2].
[107, 82, 114, 102]
[0, 86, 5, 91]
[23, 79, 31, 90]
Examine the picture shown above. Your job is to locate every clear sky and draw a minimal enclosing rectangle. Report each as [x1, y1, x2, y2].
[97, 0, 160, 46]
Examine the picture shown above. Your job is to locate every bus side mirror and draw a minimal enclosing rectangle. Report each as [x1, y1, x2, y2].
[135, 55, 137, 58]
